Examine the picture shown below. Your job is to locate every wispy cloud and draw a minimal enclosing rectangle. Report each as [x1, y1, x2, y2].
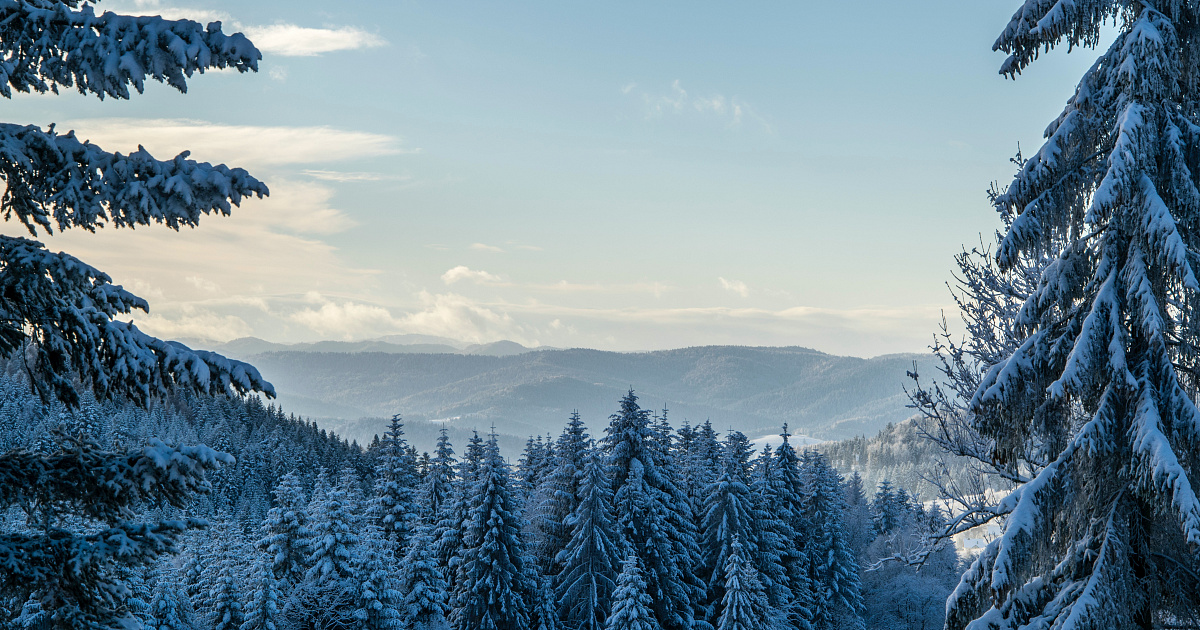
[442, 266, 504, 285]
[628, 80, 771, 131]
[719, 277, 750, 297]
[303, 170, 409, 183]
[242, 24, 387, 57]
[470, 243, 505, 253]
[61, 118, 409, 168]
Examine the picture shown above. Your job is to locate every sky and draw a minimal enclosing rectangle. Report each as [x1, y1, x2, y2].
[1, 1, 1110, 357]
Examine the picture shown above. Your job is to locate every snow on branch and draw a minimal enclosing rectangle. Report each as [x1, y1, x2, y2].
[0, 122, 268, 235]
[0, 0, 260, 99]
[0, 236, 274, 407]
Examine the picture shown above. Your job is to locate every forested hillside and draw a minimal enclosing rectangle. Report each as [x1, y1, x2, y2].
[236, 345, 933, 444]
[0, 360, 961, 629]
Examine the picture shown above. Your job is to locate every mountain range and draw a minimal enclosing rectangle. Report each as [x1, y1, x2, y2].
[191, 337, 933, 448]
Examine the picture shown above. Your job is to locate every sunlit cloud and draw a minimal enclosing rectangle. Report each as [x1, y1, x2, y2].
[242, 24, 388, 57]
[719, 277, 750, 297]
[60, 118, 409, 168]
[442, 266, 504, 285]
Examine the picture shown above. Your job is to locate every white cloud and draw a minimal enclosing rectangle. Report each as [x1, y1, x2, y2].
[470, 243, 505, 253]
[719, 277, 750, 297]
[61, 118, 409, 168]
[242, 24, 387, 57]
[185, 276, 221, 293]
[397, 292, 530, 344]
[303, 170, 407, 183]
[129, 309, 252, 343]
[442, 266, 504, 285]
[288, 296, 399, 339]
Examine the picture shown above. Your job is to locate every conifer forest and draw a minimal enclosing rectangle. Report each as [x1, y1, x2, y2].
[4, 0, 1200, 629]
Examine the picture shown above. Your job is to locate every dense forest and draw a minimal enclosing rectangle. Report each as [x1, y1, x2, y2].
[0, 358, 959, 630]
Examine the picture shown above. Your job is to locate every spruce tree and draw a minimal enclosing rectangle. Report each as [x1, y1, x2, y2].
[240, 564, 282, 630]
[715, 539, 769, 630]
[948, 1, 1200, 627]
[556, 450, 621, 630]
[532, 411, 589, 575]
[799, 452, 862, 630]
[452, 433, 534, 630]
[399, 524, 451, 630]
[421, 427, 457, 523]
[604, 390, 701, 630]
[701, 433, 757, 610]
[372, 415, 417, 549]
[0, 8, 274, 621]
[148, 575, 189, 630]
[604, 556, 661, 630]
[257, 471, 312, 587]
[305, 467, 361, 585]
[209, 553, 246, 630]
[354, 528, 404, 630]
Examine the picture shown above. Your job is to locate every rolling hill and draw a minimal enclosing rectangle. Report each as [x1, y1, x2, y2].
[216, 344, 934, 447]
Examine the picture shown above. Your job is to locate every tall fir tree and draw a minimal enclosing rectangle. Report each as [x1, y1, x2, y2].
[715, 539, 770, 630]
[399, 524, 451, 630]
[421, 427, 457, 523]
[240, 563, 282, 630]
[700, 433, 758, 612]
[305, 467, 361, 585]
[604, 390, 702, 630]
[257, 470, 312, 587]
[372, 415, 417, 550]
[452, 433, 535, 630]
[799, 451, 863, 630]
[148, 574, 190, 630]
[947, 1, 1200, 627]
[354, 527, 405, 630]
[556, 449, 621, 630]
[604, 556, 661, 630]
[531, 411, 590, 575]
[209, 552, 246, 630]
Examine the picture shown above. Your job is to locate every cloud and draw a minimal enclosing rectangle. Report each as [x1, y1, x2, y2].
[630, 80, 771, 131]
[470, 243, 505, 253]
[719, 277, 750, 297]
[185, 276, 221, 293]
[242, 24, 388, 57]
[288, 294, 400, 339]
[303, 170, 408, 183]
[442, 266, 504, 285]
[129, 308, 253, 343]
[396, 292, 530, 344]
[61, 118, 409, 168]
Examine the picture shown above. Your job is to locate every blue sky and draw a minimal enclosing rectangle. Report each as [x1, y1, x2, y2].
[2, 1, 1107, 356]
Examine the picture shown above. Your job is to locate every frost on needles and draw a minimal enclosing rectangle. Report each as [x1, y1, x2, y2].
[948, 1, 1200, 628]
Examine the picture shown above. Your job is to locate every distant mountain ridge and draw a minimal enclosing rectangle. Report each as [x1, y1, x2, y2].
[214, 343, 933, 446]
[184, 336, 543, 357]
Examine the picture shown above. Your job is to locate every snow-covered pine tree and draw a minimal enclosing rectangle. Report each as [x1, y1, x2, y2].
[305, 467, 361, 585]
[604, 555, 661, 630]
[149, 574, 190, 630]
[399, 524, 451, 630]
[372, 415, 417, 550]
[870, 480, 904, 534]
[240, 562, 282, 630]
[436, 430, 485, 592]
[757, 428, 814, 630]
[257, 471, 312, 587]
[799, 451, 863, 630]
[604, 390, 701, 630]
[701, 433, 758, 612]
[209, 552, 246, 630]
[945, 2, 1200, 627]
[556, 449, 621, 630]
[354, 527, 404, 630]
[715, 538, 770, 630]
[420, 427, 457, 523]
[531, 411, 589, 575]
[746, 444, 793, 618]
[0, 5, 279, 626]
[531, 575, 562, 630]
[452, 433, 534, 630]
